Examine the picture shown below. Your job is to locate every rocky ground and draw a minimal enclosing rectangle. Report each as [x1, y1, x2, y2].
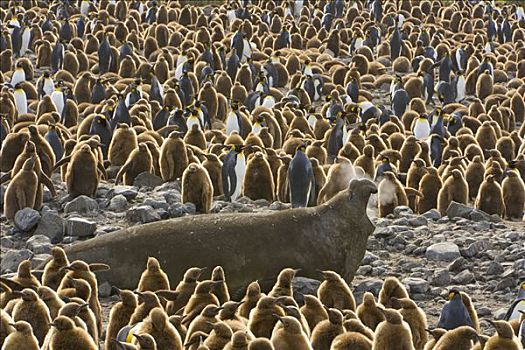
[1, 174, 523, 337]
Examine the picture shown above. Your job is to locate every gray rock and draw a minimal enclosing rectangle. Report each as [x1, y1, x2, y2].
[453, 270, 475, 284]
[163, 190, 181, 204]
[432, 269, 451, 286]
[26, 235, 52, 254]
[133, 172, 164, 188]
[62, 236, 77, 244]
[168, 203, 186, 218]
[422, 209, 441, 220]
[426, 242, 461, 262]
[393, 206, 413, 217]
[469, 209, 500, 222]
[486, 261, 504, 275]
[65, 217, 97, 237]
[494, 308, 507, 320]
[356, 265, 373, 275]
[292, 277, 321, 303]
[99, 225, 121, 233]
[98, 281, 112, 298]
[403, 277, 429, 294]
[269, 201, 290, 210]
[34, 211, 64, 243]
[446, 201, 473, 219]
[477, 307, 492, 317]
[108, 194, 128, 211]
[1, 236, 16, 249]
[126, 205, 161, 224]
[32, 253, 52, 268]
[254, 199, 270, 207]
[0, 249, 32, 273]
[183, 203, 196, 215]
[64, 195, 99, 213]
[460, 239, 490, 258]
[106, 186, 138, 200]
[0, 185, 5, 206]
[355, 279, 384, 295]
[210, 201, 228, 213]
[14, 208, 41, 231]
[408, 216, 428, 227]
[495, 277, 515, 290]
[143, 198, 169, 210]
[448, 257, 468, 272]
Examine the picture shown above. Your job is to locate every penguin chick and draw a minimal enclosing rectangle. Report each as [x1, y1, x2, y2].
[433, 326, 479, 350]
[224, 330, 249, 350]
[134, 307, 182, 350]
[485, 320, 522, 350]
[423, 328, 447, 350]
[357, 292, 385, 331]
[211, 266, 230, 305]
[270, 315, 312, 350]
[310, 308, 344, 350]
[12, 288, 51, 345]
[181, 163, 213, 214]
[48, 316, 97, 350]
[239, 281, 263, 319]
[248, 296, 285, 339]
[248, 338, 274, 350]
[183, 280, 221, 324]
[137, 257, 170, 292]
[378, 171, 408, 217]
[42, 247, 70, 291]
[268, 268, 299, 298]
[437, 169, 468, 215]
[203, 321, 233, 350]
[166, 267, 207, 316]
[372, 308, 414, 350]
[317, 270, 356, 311]
[106, 289, 138, 350]
[1, 320, 39, 350]
[331, 329, 373, 350]
[185, 304, 222, 344]
[132, 333, 157, 350]
[378, 277, 409, 309]
[299, 294, 328, 332]
[391, 297, 428, 350]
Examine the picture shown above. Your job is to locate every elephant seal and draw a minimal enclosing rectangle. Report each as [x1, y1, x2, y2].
[64, 178, 377, 293]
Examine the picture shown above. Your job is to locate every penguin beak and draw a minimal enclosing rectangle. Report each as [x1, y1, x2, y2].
[272, 313, 283, 321]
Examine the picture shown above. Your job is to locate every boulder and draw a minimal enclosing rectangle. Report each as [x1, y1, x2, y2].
[426, 242, 461, 262]
[65, 218, 97, 237]
[64, 195, 99, 214]
[14, 208, 41, 231]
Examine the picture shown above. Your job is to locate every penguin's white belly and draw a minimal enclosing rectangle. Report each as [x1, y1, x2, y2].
[11, 71, 25, 86]
[313, 79, 321, 101]
[241, 39, 252, 63]
[51, 92, 64, 115]
[43, 80, 54, 96]
[186, 118, 200, 130]
[14, 91, 28, 115]
[232, 156, 246, 200]
[226, 113, 240, 135]
[21, 28, 31, 55]
[262, 96, 275, 109]
[413, 121, 431, 140]
[307, 115, 316, 127]
[456, 77, 465, 102]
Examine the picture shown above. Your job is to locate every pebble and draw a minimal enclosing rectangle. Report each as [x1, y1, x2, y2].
[1, 236, 16, 249]
[422, 209, 441, 220]
[431, 269, 451, 287]
[402, 277, 429, 294]
[446, 201, 472, 219]
[0, 249, 32, 273]
[14, 208, 41, 231]
[98, 281, 113, 298]
[133, 172, 164, 188]
[269, 201, 290, 210]
[65, 217, 97, 237]
[26, 235, 52, 254]
[163, 190, 182, 204]
[460, 239, 490, 258]
[453, 270, 475, 284]
[408, 216, 428, 227]
[355, 279, 384, 295]
[425, 242, 461, 262]
[448, 257, 468, 272]
[143, 198, 169, 210]
[63, 195, 99, 214]
[126, 205, 161, 224]
[34, 210, 64, 243]
[31, 253, 51, 268]
[106, 186, 138, 200]
[108, 194, 128, 211]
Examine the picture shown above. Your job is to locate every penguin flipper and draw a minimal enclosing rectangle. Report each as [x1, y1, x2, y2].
[308, 166, 316, 206]
[115, 162, 130, 186]
[0, 171, 12, 184]
[504, 298, 525, 321]
[39, 171, 57, 197]
[53, 154, 72, 170]
[97, 161, 107, 180]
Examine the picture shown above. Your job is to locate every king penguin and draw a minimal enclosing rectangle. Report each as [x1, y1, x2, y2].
[412, 114, 431, 140]
[222, 145, 246, 202]
[287, 143, 316, 208]
[13, 82, 28, 115]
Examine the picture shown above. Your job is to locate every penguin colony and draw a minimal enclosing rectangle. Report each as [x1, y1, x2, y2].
[1, 0, 525, 222]
[1, 250, 524, 349]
